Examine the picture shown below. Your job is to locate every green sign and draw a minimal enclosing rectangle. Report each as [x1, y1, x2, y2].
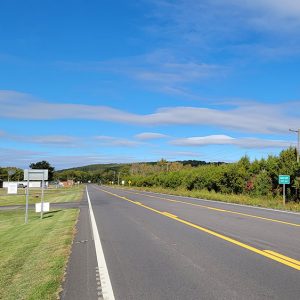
[279, 175, 290, 185]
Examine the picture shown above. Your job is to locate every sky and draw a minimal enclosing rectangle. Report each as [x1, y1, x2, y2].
[0, 0, 300, 169]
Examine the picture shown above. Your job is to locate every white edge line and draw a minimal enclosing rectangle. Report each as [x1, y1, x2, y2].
[86, 186, 115, 300]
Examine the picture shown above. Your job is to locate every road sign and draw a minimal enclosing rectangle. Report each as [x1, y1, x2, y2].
[279, 175, 290, 185]
[35, 202, 50, 213]
[24, 169, 48, 181]
[23, 169, 48, 224]
[7, 182, 18, 194]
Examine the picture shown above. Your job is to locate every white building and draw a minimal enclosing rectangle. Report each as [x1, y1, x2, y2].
[2, 181, 48, 188]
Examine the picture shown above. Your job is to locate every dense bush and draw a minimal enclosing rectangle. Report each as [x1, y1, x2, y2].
[126, 148, 300, 201]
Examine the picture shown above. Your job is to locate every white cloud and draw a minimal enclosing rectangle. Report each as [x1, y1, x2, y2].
[152, 150, 202, 159]
[0, 148, 46, 167]
[1, 90, 299, 134]
[58, 49, 225, 94]
[15, 135, 78, 147]
[0, 147, 138, 169]
[0, 129, 79, 147]
[171, 134, 295, 149]
[94, 136, 143, 147]
[148, 0, 300, 60]
[135, 132, 169, 140]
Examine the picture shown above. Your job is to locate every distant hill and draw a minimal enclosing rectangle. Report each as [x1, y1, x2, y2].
[57, 163, 128, 173]
[56, 160, 225, 173]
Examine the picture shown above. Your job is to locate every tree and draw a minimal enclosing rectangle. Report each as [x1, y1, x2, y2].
[29, 161, 55, 181]
[252, 170, 272, 196]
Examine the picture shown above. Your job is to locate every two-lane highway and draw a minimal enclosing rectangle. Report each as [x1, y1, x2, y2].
[87, 184, 300, 300]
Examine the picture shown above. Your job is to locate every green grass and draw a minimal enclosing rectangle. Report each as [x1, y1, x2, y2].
[115, 185, 300, 212]
[0, 209, 79, 300]
[0, 185, 85, 206]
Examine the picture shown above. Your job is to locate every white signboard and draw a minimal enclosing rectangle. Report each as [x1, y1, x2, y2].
[35, 202, 50, 213]
[121, 180, 125, 185]
[24, 169, 48, 181]
[7, 182, 18, 194]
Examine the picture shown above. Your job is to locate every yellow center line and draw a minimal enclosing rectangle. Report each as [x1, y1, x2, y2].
[97, 187, 300, 271]
[116, 188, 300, 227]
[263, 250, 300, 266]
[162, 212, 178, 218]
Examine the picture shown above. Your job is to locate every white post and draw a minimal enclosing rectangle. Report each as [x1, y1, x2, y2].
[41, 172, 45, 219]
[25, 177, 30, 224]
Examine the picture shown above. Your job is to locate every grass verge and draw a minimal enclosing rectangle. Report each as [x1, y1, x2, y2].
[0, 185, 85, 206]
[0, 209, 79, 300]
[114, 185, 300, 212]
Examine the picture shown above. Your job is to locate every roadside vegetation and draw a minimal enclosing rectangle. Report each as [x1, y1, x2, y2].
[122, 148, 300, 211]
[0, 209, 79, 300]
[120, 185, 300, 212]
[51, 148, 300, 211]
[0, 185, 84, 206]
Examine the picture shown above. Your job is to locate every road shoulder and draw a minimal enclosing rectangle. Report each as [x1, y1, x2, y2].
[60, 192, 101, 300]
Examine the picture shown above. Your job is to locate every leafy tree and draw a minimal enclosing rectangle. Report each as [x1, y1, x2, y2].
[252, 170, 272, 196]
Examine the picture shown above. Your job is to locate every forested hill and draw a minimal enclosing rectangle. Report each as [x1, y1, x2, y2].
[58, 163, 127, 173]
[57, 160, 224, 173]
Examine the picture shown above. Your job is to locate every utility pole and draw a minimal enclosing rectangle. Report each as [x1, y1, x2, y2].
[117, 172, 121, 185]
[289, 129, 300, 163]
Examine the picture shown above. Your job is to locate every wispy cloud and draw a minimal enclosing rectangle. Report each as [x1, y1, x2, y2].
[58, 49, 225, 94]
[148, 0, 300, 59]
[94, 136, 143, 148]
[135, 132, 169, 140]
[231, 0, 300, 30]
[1, 90, 299, 134]
[0, 148, 46, 166]
[152, 150, 202, 159]
[0, 129, 79, 147]
[0, 147, 138, 169]
[171, 134, 295, 149]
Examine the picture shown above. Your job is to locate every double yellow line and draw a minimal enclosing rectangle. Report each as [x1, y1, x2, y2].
[97, 187, 300, 271]
[116, 188, 300, 227]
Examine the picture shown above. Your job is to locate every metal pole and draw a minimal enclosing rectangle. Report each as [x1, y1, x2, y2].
[289, 128, 300, 163]
[41, 172, 44, 219]
[297, 129, 300, 163]
[25, 177, 29, 224]
[117, 172, 120, 185]
[283, 184, 286, 205]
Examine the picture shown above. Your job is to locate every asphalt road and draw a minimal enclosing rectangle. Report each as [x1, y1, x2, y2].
[86, 184, 300, 300]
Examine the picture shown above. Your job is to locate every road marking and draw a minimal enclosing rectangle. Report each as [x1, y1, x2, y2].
[263, 250, 300, 266]
[163, 212, 178, 218]
[86, 187, 115, 300]
[97, 187, 300, 271]
[115, 189, 300, 227]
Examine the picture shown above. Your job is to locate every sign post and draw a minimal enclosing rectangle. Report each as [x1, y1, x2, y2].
[25, 176, 30, 224]
[278, 175, 290, 205]
[24, 169, 48, 223]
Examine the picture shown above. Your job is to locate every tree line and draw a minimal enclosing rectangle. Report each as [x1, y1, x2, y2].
[126, 148, 300, 201]
[1, 149, 299, 201]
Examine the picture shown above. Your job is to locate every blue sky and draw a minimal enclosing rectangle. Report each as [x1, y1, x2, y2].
[0, 0, 300, 169]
